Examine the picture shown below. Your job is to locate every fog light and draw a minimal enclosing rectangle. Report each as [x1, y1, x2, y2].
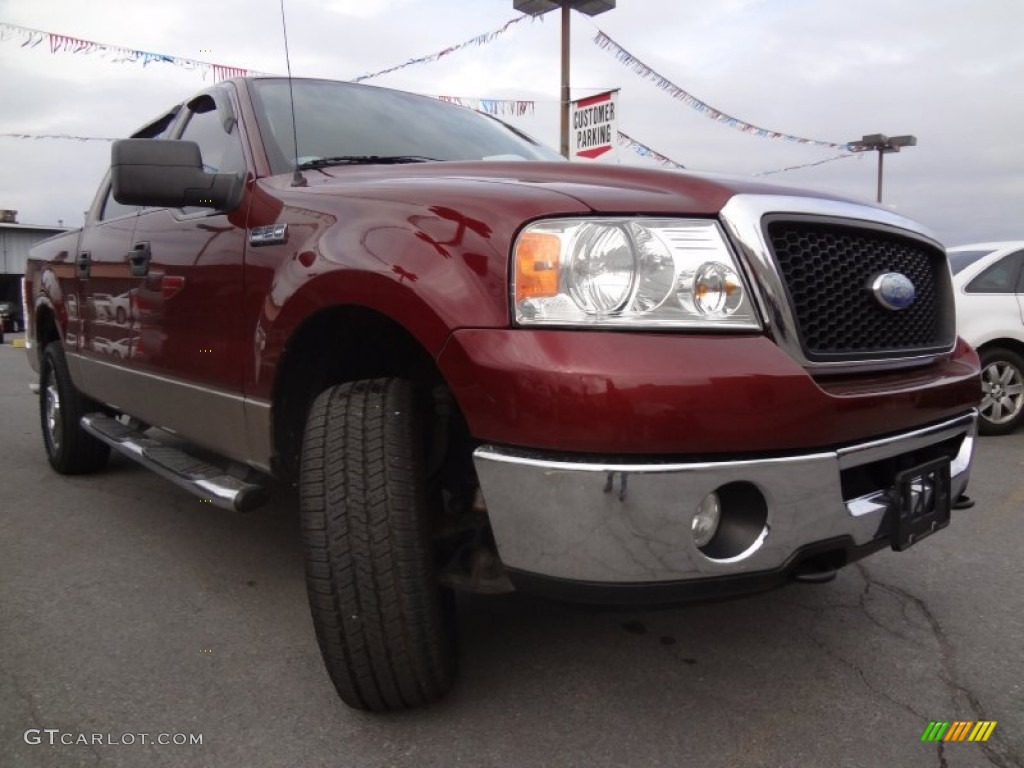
[692, 492, 721, 548]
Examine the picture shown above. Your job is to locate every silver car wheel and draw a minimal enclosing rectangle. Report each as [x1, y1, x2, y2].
[44, 368, 62, 452]
[981, 360, 1024, 426]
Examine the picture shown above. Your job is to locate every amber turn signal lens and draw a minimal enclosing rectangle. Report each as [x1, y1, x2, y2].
[514, 232, 560, 303]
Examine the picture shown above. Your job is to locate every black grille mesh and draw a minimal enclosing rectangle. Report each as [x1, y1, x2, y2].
[766, 221, 949, 360]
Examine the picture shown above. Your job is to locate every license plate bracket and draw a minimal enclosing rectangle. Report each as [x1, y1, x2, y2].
[891, 457, 952, 552]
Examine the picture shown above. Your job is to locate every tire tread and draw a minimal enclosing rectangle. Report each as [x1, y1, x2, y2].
[299, 378, 455, 711]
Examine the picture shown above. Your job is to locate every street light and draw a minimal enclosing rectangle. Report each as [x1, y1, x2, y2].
[513, 0, 616, 158]
[847, 133, 917, 203]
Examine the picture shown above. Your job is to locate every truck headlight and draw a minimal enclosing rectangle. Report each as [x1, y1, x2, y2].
[513, 218, 760, 329]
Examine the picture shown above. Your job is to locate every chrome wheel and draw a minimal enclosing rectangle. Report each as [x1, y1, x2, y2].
[39, 343, 109, 473]
[44, 367, 62, 453]
[981, 359, 1024, 426]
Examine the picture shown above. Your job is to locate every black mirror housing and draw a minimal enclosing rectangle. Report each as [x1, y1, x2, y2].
[111, 139, 243, 211]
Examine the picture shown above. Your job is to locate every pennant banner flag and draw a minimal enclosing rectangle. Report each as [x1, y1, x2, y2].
[0, 21, 536, 116]
[754, 152, 859, 177]
[617, 131, 685, 169]
[0, 20, 539, 118]
[352, 15, 532, 83]
[0, 21, 271, 81]
[436, 95, 534, 117]
[0, 133, 115, 142]
[594, 30, 851, 151]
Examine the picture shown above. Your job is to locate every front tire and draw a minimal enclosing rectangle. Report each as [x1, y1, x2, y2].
[40, 342, 110, 474]
[300, 378, 456, 711]
[978, 347, 1024, 435]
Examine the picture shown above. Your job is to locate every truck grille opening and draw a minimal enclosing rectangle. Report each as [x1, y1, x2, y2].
[765, 220, 954, 362]
[839, 434, 964, 502]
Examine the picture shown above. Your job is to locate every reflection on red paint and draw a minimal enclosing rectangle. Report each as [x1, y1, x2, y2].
[162, 275, 186, 300]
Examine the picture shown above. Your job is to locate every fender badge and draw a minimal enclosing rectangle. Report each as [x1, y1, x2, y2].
[871, 272, 916, 311]
[249, 223, 288, 247]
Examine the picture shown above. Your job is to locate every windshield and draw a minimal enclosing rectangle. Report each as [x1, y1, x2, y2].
[250, 78, 562, 175]
[947, 249, 995, 275]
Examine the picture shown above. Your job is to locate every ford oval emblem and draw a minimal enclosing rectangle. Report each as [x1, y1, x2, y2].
[871, 272, 916, 311]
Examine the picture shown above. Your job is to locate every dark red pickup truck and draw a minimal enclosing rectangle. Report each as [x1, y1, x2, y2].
[24, 76, 980, 711]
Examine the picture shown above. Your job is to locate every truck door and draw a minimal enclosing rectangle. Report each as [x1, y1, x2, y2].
[112, 87, 252, 457]
[76, 179, 139, 375]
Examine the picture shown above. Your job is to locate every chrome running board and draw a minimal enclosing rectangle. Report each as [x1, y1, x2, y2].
[81, 413, 269, 512]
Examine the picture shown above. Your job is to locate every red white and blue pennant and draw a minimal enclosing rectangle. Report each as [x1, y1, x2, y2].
[593, 30, 852, 151]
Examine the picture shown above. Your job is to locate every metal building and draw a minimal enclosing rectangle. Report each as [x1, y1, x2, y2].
[0, 211, 70, 304]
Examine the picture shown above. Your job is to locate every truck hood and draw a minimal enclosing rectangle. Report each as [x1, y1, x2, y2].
[294, 160, 855, 216]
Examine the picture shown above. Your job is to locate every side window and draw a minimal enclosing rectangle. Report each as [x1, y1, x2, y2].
[176, 96, 245, 215]
[965, 252, 1024, 294]
[178, 96, 245, 177]
[100, 184, 139, 221]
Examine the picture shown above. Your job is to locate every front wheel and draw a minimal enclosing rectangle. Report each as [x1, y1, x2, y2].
[978, 347, 1024, 435]
[299, 378, 456, 711]
[40, 342, 110, 473]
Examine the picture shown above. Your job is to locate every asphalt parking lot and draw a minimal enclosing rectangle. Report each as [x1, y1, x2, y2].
[1, 337, 1022, 768]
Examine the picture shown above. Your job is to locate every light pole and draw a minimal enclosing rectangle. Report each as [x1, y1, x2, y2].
[847, 133, 917, 203]
[513, 0, 616, 158]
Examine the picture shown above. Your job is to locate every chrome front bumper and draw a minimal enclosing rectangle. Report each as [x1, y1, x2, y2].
[473, 411, 977, 586]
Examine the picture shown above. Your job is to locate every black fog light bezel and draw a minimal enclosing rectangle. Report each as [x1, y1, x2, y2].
[698, 481, 768, 560]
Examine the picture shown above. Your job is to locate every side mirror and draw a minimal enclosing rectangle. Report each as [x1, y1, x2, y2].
[111, 139, 243, 211]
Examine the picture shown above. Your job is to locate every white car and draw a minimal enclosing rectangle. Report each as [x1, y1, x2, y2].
[949, 241, 1024, 434]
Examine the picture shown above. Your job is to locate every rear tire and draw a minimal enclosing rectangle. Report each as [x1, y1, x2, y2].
[40, 342, 110, 474]
[299, 378, 456, 711]
[978, 347, 1024, 435]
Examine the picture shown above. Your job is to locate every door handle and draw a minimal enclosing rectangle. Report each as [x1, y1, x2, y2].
[128, 241, 152, 277]
[76, 252, 91, 280]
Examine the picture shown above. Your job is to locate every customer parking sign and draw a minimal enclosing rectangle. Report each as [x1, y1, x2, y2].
[570, 89, 618, 161]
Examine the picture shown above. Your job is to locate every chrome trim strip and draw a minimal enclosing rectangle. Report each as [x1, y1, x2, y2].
[473, 411, 976, 584]
[719, 194, 954, 372]
[71, 353, 273, 470]
[835, 411, 977, 470]
[477, 411, 975, 474]
[473, 447, 834, 474]
[705, 526, 770, 565]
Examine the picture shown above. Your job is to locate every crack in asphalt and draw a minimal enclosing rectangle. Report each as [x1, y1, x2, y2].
[773, 565, 1021, 768]
[855, 563, 1022, 768]
[857, 580, 921, 645]
[10, 668, 44, 731]
[771, 577, 932, 721]
[8, 667, 104, 767]
[804, 623, 932, 723]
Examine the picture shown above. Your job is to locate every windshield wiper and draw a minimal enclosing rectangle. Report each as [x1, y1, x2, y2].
[297, 155, 438, 170]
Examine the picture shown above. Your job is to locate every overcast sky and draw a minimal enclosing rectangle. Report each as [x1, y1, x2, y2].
[0, 0, 1021, 246]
